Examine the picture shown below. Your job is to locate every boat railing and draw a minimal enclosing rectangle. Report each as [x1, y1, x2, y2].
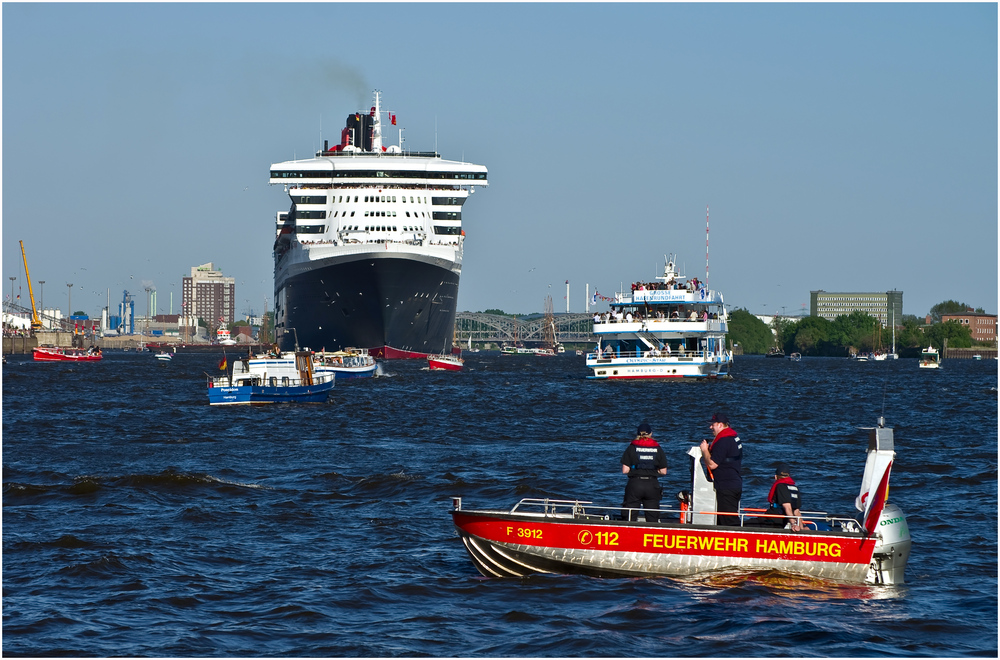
[594, 316, 722, 326]
[587, 349, 730, 362]
[499, 497, 861, 531]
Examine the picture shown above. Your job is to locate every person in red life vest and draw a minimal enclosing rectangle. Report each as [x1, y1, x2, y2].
[699, 413, 743, 526]
[621, 422, 668, 522]
[767, 463, 802, 530]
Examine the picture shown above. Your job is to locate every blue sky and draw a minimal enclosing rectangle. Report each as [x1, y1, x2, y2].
[3, 3, 996, 321]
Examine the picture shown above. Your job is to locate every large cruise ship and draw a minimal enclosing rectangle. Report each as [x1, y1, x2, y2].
[270, 91, 488, 358]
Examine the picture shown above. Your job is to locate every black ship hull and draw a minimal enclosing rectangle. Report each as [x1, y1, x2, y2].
[275, 250, 460, 358]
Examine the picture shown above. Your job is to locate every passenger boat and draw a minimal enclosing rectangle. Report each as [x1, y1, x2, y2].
[155, 351, 174, 362]
[919, 345, 941, 369]
[451, 418, 910, 584]
[207, 351, 334, 405]
[314, 348, 377, 379]
[501, 345, 534, 356]
[765, 347, 785, 358]
[428, 353, 464, 371]
[270, 90, 488, 360]
[32, 346, 103, 362]
[586, 255, 732, 379]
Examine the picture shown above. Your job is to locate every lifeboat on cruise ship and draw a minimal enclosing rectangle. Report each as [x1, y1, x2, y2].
[451, 418, 910, 585]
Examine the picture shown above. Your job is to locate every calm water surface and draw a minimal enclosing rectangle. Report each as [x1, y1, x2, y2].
[3, 352, 997, 656]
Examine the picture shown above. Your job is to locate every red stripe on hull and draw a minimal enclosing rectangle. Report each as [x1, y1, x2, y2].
[453, 512, 875, 566]
[375, 345, 430, 360]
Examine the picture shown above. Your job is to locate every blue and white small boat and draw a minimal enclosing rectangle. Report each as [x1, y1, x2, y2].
[314, 348, 377, 379]
[207, 351, 334, 405]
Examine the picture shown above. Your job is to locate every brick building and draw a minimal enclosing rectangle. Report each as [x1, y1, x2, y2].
[940, 312, 997, 344]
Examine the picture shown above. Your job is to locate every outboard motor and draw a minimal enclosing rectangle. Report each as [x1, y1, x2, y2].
[868, 502, 911, 584]
[857, 417, 911, 585]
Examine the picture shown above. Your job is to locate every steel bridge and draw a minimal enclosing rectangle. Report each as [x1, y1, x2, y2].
[454, 312, 595, 345]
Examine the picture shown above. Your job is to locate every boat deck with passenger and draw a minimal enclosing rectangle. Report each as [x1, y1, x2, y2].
[452, 418, 909, 584]
[587, 255, 732, 379]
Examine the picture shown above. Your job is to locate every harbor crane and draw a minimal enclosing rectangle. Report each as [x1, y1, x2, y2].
[19, 240, 43, 331]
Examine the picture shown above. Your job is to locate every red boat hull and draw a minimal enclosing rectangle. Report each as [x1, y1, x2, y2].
[428, 356, 463, 371]
[33, 347, 102, 362]
[451, 509, 877, 582]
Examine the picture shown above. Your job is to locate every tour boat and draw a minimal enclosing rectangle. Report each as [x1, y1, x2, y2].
[451, 418, 910, 585]
[314, 348, 377, 379]
[428, 353, 464, 371]
[207, 350, 334, 405]
[32, 346, 103, 362]
[587, 255, 732, 379]
[919, 345, 941, 369]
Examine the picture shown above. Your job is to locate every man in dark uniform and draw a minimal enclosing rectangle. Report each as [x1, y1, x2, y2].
[621, 422, 668, 522]
[699, 413, 743, 526]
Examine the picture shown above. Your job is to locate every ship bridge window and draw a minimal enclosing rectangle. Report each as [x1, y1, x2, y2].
[433, 226, 462, 235]
[433, 212, 461, 221]
[292, 195, 327, 205]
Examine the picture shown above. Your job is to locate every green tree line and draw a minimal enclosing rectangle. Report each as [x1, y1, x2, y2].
[728, 303, 981, 357]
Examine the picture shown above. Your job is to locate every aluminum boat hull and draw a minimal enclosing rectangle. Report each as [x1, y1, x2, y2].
[451, 510, 878, 582]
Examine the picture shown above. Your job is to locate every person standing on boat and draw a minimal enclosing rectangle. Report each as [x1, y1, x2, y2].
[621, 422, 668, 522]
[700, 413, 743, 526]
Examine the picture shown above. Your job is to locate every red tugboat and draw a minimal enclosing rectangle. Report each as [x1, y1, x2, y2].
[451, 418, 910, 584]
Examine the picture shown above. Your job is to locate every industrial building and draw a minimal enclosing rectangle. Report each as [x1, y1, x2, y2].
[810, 290, 903, 326]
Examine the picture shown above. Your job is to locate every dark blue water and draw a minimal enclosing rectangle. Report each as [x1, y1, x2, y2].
[3, 352, 997, 656]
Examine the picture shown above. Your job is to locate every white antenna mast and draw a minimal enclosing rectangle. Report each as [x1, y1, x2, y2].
[706, 205, 710, 288]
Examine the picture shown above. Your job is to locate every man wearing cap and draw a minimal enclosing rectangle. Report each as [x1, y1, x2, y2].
[621, 422, 668, 522]
[700, 413, 743, 526]
[765, 463, 802, 531]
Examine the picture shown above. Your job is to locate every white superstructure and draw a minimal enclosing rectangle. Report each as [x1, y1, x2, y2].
[587, 255, 733, 379]
[269, 91, 489, 358]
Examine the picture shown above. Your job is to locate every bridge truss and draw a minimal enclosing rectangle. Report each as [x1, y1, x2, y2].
[454, 312, 595, 345]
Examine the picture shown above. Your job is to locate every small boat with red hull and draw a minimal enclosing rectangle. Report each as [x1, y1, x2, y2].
[33, 346, 103, 362]
[451, 418, 910, 584]
[428, 353, 464, 371]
